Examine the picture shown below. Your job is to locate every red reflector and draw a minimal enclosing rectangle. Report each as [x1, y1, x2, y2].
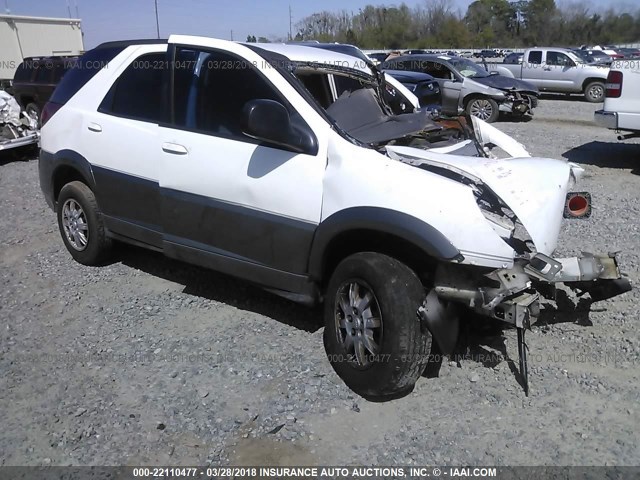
[40, 102, 62, 127]
[605, 71, 623, 98]
[564, 192, 592, 219]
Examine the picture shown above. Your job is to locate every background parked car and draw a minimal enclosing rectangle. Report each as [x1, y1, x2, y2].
[383, 69, 441, 108]
[490, 47, 609, 102]
[12, 55, 78, 124]
[382, 54, 538, 122]
[617, 47, 640, 59]
[474, 49, 499, 58]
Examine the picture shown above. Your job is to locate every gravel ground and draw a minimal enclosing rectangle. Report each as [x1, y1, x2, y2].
[1, 99, 639, 467]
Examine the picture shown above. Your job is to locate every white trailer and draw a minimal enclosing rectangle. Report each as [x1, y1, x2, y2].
[0, 14, 84, 84]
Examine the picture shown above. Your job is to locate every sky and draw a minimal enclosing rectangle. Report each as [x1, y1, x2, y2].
[3, 0, 638, 49]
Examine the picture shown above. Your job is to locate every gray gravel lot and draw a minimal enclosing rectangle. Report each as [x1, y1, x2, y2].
[1, 99, 639, 467]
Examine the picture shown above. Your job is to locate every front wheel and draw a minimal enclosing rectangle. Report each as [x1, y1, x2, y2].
[323, 253, 432, 400]
[57, 181, 112, 265]
[466, 97, 500, 123]
[584, 81, 605, 103]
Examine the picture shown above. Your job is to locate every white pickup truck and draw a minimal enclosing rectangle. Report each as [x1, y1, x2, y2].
[594, 60, 640, 140]
[489, 47, 609, 102]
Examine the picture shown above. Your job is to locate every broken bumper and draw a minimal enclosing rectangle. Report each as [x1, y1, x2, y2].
[434, 252, 631, 329]
[594, 110, 618, 130]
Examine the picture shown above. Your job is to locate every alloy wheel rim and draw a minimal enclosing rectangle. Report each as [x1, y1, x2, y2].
[334, 280, 383, 368]
[470, 99, 493, 120]
[62, 198, 89, 251]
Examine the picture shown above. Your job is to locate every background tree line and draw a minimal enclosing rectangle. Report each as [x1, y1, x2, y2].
[287, 0, 640, 49]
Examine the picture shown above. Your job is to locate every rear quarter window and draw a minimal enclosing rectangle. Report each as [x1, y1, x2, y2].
[98, 52, 166, 123]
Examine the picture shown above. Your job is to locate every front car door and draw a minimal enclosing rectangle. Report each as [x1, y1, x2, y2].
[158, 37, 329, 291]
[543, 51, 577, 92]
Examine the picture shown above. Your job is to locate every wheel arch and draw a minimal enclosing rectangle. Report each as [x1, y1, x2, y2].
[308, 207, 463, 286]
[51, 150, 97, 202]
[582, 77, 605, 92]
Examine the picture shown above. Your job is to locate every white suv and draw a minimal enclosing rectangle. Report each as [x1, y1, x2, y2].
[39, 36, 630, 399]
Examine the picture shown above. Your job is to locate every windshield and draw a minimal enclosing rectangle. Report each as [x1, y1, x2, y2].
[448, 58, 490, 78]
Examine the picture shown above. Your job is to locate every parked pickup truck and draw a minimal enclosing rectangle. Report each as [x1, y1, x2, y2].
[594, 60, 640, 140]
[489, 47, 609, 102]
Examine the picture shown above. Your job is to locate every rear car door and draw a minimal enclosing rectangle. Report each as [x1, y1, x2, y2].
[79, 45, 167, 247]
[521, 50, 544, 87]
[158, 38, 328, 281]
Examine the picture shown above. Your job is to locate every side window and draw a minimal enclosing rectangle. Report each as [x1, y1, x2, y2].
[426, 62, 452, 80]
[99, 52, 165, 123]
[173, 47, 288, 138]
[528, 51, 542, 64]
[547, 52, 572, 66]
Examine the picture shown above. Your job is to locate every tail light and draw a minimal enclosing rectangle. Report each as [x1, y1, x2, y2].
[605, 71, 623, 98]
[40, 102, 62, 127]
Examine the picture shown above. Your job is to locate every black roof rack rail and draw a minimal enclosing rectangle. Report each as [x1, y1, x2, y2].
[95, 39, 168, 49]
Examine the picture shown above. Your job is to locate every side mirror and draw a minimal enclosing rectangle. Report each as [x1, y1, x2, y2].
[241, 99, 317, 154]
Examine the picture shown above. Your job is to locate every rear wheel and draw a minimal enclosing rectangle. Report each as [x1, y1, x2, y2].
[323, 252, 432, 400]
[584, 81, 605, 103]
[466, 97, 499, 123]
[57, 181, 112, 265]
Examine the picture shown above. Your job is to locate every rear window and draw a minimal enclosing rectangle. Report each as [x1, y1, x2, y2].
[49, 46, 125, 105]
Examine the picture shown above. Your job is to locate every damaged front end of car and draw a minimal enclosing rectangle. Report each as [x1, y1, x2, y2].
[385, 128, 631, 395]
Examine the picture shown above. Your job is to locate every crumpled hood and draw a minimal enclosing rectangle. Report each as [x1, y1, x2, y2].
[385, 145, 583, 255]
[473, 74, 539, 94]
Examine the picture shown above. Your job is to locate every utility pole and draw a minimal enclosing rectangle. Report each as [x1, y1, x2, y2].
[154, 0, 160, 39]
[230, 29, 233, 41]
[289, 5, 293, 41]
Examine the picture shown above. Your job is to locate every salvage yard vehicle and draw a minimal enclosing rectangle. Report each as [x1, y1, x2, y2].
[594, 60, 640, 141]
[0, 90, 39, 152]
[12, 55, 79, 125]
[382, 69, 441, 108]
[489, 47, 609, 102]
[381, 54, 539, 122]
[40, 37, 631, 400]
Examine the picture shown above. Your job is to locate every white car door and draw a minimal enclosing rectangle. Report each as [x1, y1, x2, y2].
[79, 45, 167, 246]
[158, 37, 330, 279]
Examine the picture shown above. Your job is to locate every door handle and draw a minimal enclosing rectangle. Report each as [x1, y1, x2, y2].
[87, 122, 102, 132]
[162, 143, 188, 155]
[543, 67, 551, 71]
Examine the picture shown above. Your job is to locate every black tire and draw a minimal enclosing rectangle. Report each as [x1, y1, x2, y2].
[323, 252, 432, 400]
[25, 102, 40, 125]
[584, 81, 605, 103]
[57, 181, 112, 265]
[466, 96, 500, 123]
